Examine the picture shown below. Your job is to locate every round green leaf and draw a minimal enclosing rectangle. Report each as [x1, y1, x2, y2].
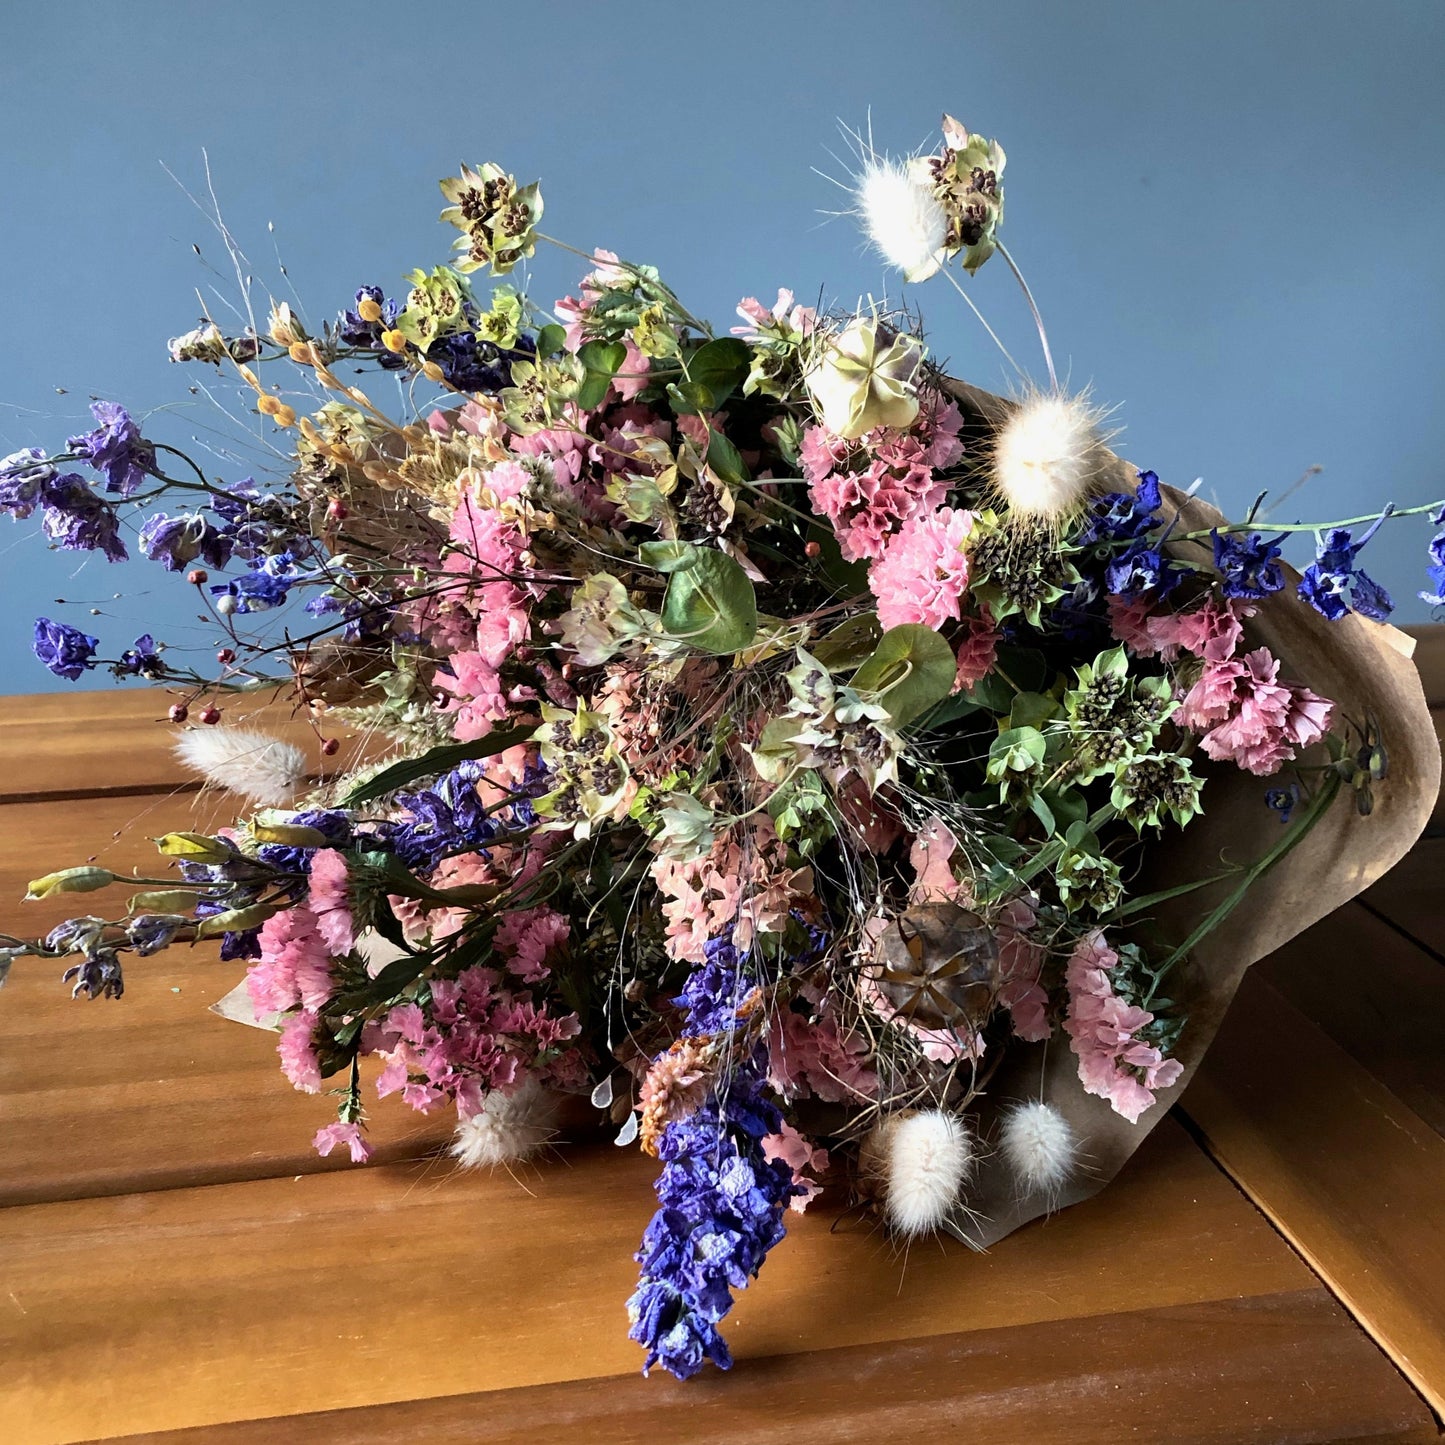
[851, 624, 956, 726]
[659, 545, 758, 654]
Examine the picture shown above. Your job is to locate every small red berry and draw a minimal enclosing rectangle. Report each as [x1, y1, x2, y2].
[199, 706, 221, 725]
[187, 568, 209, 585]
[804, 540, 822, 560]
[319, 737, 340, 757]
[216, 648, 236, 665]
[326, 497, 348, 522]
[168, 703, 189, 723]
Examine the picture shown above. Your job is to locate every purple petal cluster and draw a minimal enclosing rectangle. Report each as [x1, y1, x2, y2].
[0, 448, 56, 517]
[139, 511, 234, 571]
[37, 473, 128, 560]
[1422, 508, 1445, 608]
[116, 634, 164, 678]
[66, 401, 155, 497]
[1211, 528, 1287, 600]
[627, 937, 798, 1381]
[1075, 468, 1163, 546]
[33, 618, 99, 680]
[1298, 518, 1393, 621]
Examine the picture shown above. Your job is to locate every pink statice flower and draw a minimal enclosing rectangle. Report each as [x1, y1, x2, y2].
[1178, 646, 1333, 775]
[313, 1120, 373, 1164]
[307, 849, 354, 956]
[1064, 932, 1182, 1123]
[768, 995, 877, 1104]
[1110, 593, 1254, 664]
[247, 906, 332, 1017]
[278, 1010, 322, 1093]
[867, 506, 974, 629]
[995, 898, 1051, 1043]
[761, 1121, 830, 1213]
[908, 816, 964, 903]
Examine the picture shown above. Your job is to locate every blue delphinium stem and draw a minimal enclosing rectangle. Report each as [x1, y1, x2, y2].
[626, 937, 798, 1380]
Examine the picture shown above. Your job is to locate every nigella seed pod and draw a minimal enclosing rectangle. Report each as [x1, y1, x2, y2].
[868, 901, 1000, 1032]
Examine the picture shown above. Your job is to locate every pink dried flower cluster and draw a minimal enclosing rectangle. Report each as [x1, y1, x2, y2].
[364, 964, 584, 1121]
[1064, 932, 1182, 1123]
[1109, 593, 1251, 663]
[1178, 646, 1333, 775]
[867, 505, 974, 630]
[802, 389, 964, 562]
[767, 994, 877, 1104]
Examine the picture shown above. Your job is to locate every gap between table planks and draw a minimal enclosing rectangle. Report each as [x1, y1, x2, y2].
[0, 649, 1440, 1441]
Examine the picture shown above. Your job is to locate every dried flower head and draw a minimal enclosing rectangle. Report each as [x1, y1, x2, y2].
[999, 1100, 1077, 1199]
[451, 1077, 558, 1169]
[853, 153, 951, 283]
[990, 391, 1110, 527]
[859, 1107, 973, 1237]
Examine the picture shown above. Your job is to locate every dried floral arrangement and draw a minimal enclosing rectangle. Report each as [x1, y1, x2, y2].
[2, 116, 1439, 1380]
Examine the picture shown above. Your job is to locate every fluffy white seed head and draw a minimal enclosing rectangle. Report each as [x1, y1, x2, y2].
[451, 1077, 558, 1171]
[860, 1108, 973, 1237]
[173, 726, 307, 805]
[999, 1101, 1077, 1197]
[991, 391, 1109, 525]
[853, 155, 950, 282]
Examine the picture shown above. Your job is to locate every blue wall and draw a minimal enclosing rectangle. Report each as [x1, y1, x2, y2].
[3, 0, 1443, 691]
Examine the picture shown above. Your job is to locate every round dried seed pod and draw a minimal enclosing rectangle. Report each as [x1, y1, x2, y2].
[868, 900, 1001, 1032]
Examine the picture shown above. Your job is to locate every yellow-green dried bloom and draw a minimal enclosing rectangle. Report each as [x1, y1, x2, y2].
[476, 285, 524, 349]
[924, 114, 1007, 275]
[439, 163, 543, 276]
[395, 267, 468, 353]
[1111, 753, 1204, 832]
[802, 318, 924, 440]
[632, 303, 680, 359]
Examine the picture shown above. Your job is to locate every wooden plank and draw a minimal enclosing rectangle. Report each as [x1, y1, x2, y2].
[0, 790, 452, 1203]
[1364, 838, 1445, 961]
[0, 690, 369, 802]
[0, 1121, 1322, 1444]
[1260, 902, 1445, 1138]
[111, 1291, 1437, 1445]
[1182, 969, 1445, 1419]
[1403, 625, 1445, 706]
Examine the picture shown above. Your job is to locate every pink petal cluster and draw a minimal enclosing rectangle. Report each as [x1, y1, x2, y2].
[651, 817, 814, 963]
[307, 848, 355, 956]
[731, 288, 817, 340]
[1109, 594, 1251, 663]
[802, 389, 964, 562]
[312, 1120, 373, 1164]
[767, 996, 877, 1104]
[952, 611, 1000, 692]
[1178, 646, 1333, 775]
[867, 506, 974, 630]
[1064, 932, 1182, 1123]
[247, 906, 333, 1018]
[761, 1121, 830, 1213]
[995, 898, 1052, 1043]
[278, 1011, 323, 1093]
[364, 965, 583, 1120]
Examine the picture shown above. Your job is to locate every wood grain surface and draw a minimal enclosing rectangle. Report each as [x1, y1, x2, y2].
[0, 668, 1440, 1443]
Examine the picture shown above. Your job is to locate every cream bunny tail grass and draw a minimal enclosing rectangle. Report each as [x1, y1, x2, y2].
[860, 1108, 974, 1238]
[452, 1077, 559, 1170]
[173, 726, 308, 806]
[999, 1100, 1077, 1198]
[990, 389, 1112, 528]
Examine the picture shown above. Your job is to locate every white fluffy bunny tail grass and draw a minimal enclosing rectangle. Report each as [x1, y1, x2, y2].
[990, 390, 1112, 528]
[860, 1108, 974, 1238]
[853, 154, 949, 283]
[999, 1101, 1077, 1199]
[451, 1077, 559, 1170]
[173, 726, 308, 805]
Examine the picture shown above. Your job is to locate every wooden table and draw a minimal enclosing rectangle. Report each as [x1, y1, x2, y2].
[1, 668, 1442, 1445]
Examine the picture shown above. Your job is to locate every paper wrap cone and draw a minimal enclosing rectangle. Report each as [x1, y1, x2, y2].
[943, 380, 1441, 1247]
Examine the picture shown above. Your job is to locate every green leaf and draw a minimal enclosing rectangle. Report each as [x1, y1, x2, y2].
[658, 545, 758, 654]
[638, 540, 697, 573]
[852, 624, 957, 727]
[686, 337, 751, 409]
[576, 338, 627, 410]
[666, 380, 717, 416]
[813, 614, 882, 671]
[535, 323, 567, 358]
[1029, 792, 1056, 836]
[1008, 691, 1060, 732]
[343, 724, 535, 806]
[705, 427, 749, 484]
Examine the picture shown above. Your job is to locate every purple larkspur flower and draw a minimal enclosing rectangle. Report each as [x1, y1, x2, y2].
[33, 618, 99, 680]
[38, 473, 127, 560]
[1297, 514, 1393, 622]
[116, 634, 164, 678]
[0, 448, 57, 518]
[1211, 529, 1287, 600]
[1075, 468, 1164, 547]
[627, 936, 798, 1381]
[138, 511, 233, 571]
[67, 401, 155, 496]
[126, 914, 189, 956]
